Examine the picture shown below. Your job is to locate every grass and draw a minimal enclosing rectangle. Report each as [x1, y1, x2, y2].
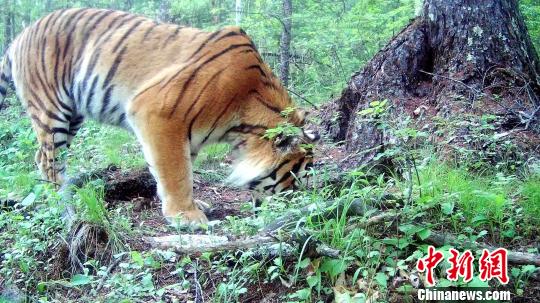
[521, 176, 540, 224]
[415, 160, 540, 239]
[1, 96, 539, 302]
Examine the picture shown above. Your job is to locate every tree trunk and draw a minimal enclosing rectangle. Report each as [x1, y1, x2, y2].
[211, 0, 220, 24]
[235, 0, 242, 25]
[279, 0, 292, 87]
[157, 0, 171, 23]
[322, 0, 540, 166]
[3, 0, 14, 54]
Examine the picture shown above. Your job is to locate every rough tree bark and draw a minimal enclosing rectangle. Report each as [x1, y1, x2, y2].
[323, 0, 540, 165]
[279, 0, 292, 87]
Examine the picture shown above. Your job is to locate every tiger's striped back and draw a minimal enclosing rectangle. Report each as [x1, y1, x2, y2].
[2, 8, 319, 224]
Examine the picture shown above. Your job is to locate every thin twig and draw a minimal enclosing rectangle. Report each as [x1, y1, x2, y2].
[193, 260, 204, 303]
[95, 254, 126, 291]
[286, 88, 318, 109]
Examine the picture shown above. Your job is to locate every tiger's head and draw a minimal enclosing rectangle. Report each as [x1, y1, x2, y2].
[226, 109, 320, 195]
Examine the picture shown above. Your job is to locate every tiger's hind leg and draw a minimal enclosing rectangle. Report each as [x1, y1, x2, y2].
[127, 113, 208, 225]
[30, 111, 72, 187]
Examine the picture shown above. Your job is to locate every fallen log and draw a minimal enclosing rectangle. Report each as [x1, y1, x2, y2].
[145, 232, 341, 259]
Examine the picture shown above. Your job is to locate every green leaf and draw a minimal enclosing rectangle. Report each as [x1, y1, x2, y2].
[320, 259, 348, 278]
[441, 202, 454, 215]
[131, 251, 144, 267]
[70, 274, 93, 286]
[307, 275, 319, 288]
[21, 192, 36, 207]
[417, 228, 431, 240]
[374, 272, 387, 288]
[298, 258, 311, 269]
[382, 238, 410, 249]
[291, 288, 311, 300]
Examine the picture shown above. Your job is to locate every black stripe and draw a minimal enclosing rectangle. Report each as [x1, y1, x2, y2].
[63, 113, 72, 122]
[263, 159, 292, 181]
[188, 31, 206, 43]
[85, 76, 99, 112]
[52, 127, 69, 135]
[200, 95, 237, 145]
[81, 47, 102, 94]
[262, 79, 280, 91]
[0, 87, 6, 96]
[189, 29, 223, 59]
[246, 64, 267, 78]
[188, 107, 205, 142]
[88, 10, 115, 32]
[220, 124, 268, 141]
[72, 115, 84, 124]
[113, 20, 144, 53]
[103, 47, 126, 89]
[162, 26, 182, 48]
[73, 10, 116, 69]
[30, 114, 51, 134]
[62, 60, 73, 100]
[73, 10, 105, 59]
[41, 10, 59, 34]
[248, 180, 261, 190]
[143, 22, 158, 40]
[28, 90, 66, 122]
[91, 13, 133, 47]
[35, 36, 63, 113]
[100, 85, 115, 117]
[249, 90, 281, 113]
[57, 100, 72, 114]
[48, 9, 67, 32]
[99, 14, 139, 49]
[240, 49, 263, 63]
[269, 158, 304, 191]
[108, 104, 119, 116]
[54, 141, 67, 149]
[53, 34, 62, 90]
[118, 113, 126, 125]
[168, 43, 255, 118]
[214, 31, 241, 43]
[184, 68, 226, 118]
[62, 9, 89, 58]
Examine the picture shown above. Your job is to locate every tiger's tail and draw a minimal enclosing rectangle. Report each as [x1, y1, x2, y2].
[0, 53, 12, 110]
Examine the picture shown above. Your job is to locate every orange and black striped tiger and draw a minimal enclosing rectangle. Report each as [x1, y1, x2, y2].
[0, 8, 319, 224]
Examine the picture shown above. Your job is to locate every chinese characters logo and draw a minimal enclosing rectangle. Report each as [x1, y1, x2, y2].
[416, 246, 508, 286]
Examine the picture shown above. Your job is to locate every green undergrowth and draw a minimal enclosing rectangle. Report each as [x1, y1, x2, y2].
[1, 96, 539, 301]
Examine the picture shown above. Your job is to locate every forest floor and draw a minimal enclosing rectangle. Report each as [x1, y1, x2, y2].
[1, 97, 540, 302]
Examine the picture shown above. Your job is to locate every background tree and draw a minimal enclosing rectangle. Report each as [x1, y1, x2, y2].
[279, 0, 292, 87]
[323, 0, 540, 166]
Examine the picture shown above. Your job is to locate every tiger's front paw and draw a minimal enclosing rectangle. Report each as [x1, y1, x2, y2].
[164, 207, 209, 227]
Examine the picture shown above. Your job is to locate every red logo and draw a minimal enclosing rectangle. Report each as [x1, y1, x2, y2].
[416, 246, 444, 286]
[446, 248, 474, 283]
[416, 246, 509, 286]
[479, 248, 509, 284]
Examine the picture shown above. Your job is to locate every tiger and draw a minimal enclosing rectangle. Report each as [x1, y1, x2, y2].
[0, 8, 319, 224]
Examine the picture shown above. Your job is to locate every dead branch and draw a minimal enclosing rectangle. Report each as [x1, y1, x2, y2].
[145, 233, 341, 259]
